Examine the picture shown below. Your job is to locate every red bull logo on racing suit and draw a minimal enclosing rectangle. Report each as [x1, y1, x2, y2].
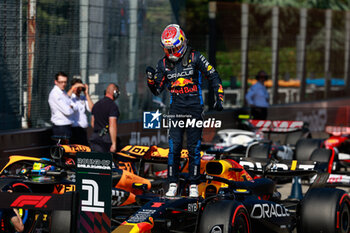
[171, 77, 197, 94]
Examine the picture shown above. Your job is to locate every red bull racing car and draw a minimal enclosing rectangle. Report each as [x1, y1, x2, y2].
[110, 145, 350, 233]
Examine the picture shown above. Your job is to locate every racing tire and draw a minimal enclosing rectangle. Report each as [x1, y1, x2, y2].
[310, 148, 333, 163]
[298, 188, 350, 233]
[199, 200, 250, 233]
[284, 129, 311, 146]
[51, 210, 72, 233]
[246, 143, 270, 159]
[294, 138, 323, 161]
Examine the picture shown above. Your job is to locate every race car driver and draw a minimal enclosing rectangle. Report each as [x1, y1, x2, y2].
[146, 24, 224, 197]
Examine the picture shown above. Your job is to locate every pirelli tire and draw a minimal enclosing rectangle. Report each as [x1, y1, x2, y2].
[294, 138, 322, 161]
[298, 188, 350, 233]
[246, 143, 270, 159]
[199, 200, 251, 233]
[284, 128, 311, 146]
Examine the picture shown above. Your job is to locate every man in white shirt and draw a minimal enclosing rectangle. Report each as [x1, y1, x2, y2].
[48, 72, 74, 138]
[68, 78, 94, 145]
[245, 70, 270, 120]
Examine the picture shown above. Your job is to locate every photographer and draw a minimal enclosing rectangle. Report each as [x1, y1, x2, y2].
[68, 78, 94, 145]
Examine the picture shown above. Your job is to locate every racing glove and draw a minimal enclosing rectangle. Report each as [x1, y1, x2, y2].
[214, 94, 224, 111]
[146, 66, 155, 85]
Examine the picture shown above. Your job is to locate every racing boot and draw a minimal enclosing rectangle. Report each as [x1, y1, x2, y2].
[189, 184, 199, 198]
[166, 183, 178, 197]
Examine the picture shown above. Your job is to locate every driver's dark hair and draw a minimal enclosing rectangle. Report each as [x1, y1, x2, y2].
[55, 71, 68, 81]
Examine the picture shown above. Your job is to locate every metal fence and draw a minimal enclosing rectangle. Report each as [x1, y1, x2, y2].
[0, 0, 174, 130]
[215, 2, 350, 105]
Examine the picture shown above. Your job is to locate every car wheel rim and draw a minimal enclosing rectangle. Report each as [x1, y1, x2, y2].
[232, 213, 248, 233]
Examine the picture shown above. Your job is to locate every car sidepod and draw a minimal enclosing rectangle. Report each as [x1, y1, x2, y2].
[113, 196, 200, 233]
[242, 197, 293, 233]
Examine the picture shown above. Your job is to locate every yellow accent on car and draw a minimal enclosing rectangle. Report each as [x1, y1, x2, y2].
[33, 162, 44, 170]
[0, 155, 42, 174]
[291, 160, 297, 171]
[112, 224, 135, 233]
[60, 144, 91, 154]
[238, 114, 250, 119]
[236, 189, 248, 192]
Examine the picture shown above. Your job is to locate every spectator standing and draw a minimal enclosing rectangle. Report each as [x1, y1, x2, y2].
[67, 78, 94, 145]
[245, 70, 269, 120]
[89, 83, 120, 153]
[48, 72, 74, 138]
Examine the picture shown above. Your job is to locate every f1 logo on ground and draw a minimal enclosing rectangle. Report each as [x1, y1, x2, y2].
[143, 110, 162, 129]
[81, 179, 105, 213]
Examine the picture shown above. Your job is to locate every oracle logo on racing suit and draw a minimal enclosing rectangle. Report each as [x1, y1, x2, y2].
[250, 203, 290, 219]
[167, 69, 194, 79]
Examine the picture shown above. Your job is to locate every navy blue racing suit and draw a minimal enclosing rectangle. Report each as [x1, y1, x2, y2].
[147, 47, 224, 184]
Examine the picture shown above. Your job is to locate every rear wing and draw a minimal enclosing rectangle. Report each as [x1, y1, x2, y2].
[116, 145, 204, 163]
[325, 125, 350, 136]
[239, 157, 350, 187]
[50, 144, 91, 159]
[249, 120, 305, 133]
[239, 157, 317, 177]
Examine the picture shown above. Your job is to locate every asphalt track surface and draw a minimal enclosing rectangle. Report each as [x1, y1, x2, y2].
[278, 181, 350, 199]
[278, 181, 349, 233]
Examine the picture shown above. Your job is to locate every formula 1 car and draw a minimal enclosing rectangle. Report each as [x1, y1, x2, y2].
[323, 126, 350, 167]
[0, 141, 205, 232]
[271, 125, 350, 175]
[296, 125, 350, 186]
[0, 143, 153, 233]
[111, 153, 350, 233]
[205, 119, 311, 160]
